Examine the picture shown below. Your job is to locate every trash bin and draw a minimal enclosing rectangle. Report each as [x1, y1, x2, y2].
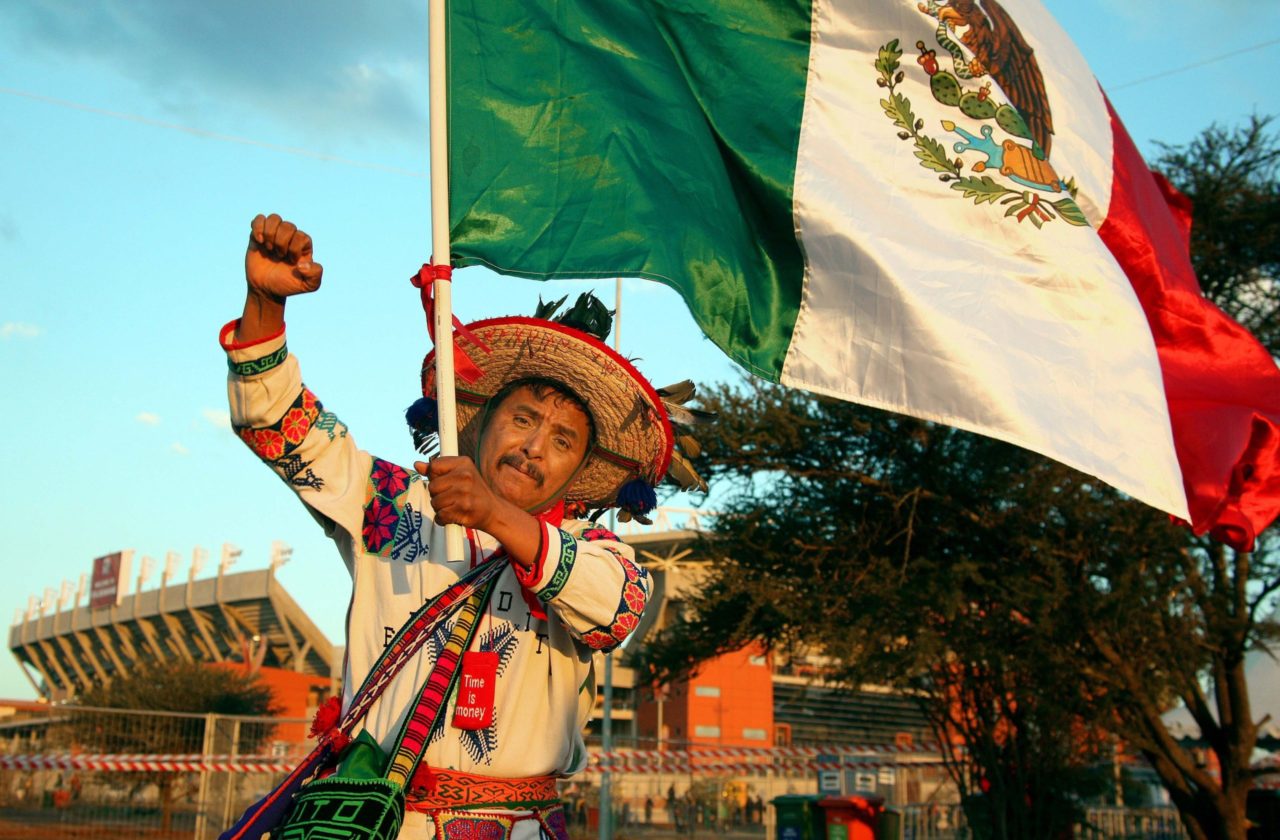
[878, 807, 903, 840]
[818, 794, 885, 840]
[773, 794, 825, 840]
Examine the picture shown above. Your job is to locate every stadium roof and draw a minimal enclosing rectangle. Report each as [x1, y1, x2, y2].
[9, 569, 336, 700]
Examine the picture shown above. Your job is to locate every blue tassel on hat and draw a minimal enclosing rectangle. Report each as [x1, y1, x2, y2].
[616, 478, 657, 515]
[405, 397, 439, 456]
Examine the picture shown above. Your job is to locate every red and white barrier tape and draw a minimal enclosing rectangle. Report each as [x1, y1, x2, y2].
[590, 742, 936, 765]
[0, 743, 947, 776]
[0, 754, 297, 773]
[586, 755, 948, 775]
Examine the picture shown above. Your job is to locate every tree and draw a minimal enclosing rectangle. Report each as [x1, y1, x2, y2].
[637, 382, 1178, 839]
[638, 117, 1280, 840]
[1153, 115, 1280, 355]
[74, 661, 281, 832]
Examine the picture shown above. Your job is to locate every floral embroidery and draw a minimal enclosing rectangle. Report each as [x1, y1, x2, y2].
[575, 529, 651, 652]
[372, 459, 411, 497]
[234, 386, 322, 462]
[582, 629, 616, 649]
[580, 526, 620, 543]
[623, 581, 646, 613]
[280, 407, 311, 444]
[362, 457, 421, 557]
[250, 428, 285, 460]
[363, 497, 399, 554]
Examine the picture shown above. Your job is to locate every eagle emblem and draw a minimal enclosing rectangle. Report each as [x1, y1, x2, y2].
[875, 0, 1089, 228]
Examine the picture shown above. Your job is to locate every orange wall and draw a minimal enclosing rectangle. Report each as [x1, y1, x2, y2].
[208, 663, 333, 745]
[638, 644, 774, 747]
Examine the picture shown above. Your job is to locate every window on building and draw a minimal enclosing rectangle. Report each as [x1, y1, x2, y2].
[694, 686, 720, 698]
[748, 655, 766, 666]
[743, 728, 767, 741]
[774, 723, 792, 747]
[694, 725, 721, 738]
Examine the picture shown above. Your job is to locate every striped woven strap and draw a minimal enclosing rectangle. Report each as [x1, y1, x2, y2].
[386, 578, 495, 787]
[340, 559, 506, 738]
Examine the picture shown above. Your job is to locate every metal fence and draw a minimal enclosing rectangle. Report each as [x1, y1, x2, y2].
[0, 707, 1188, 840]
[0, 705, 304, 840]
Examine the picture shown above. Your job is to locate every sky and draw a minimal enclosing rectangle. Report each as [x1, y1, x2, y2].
[1, 0, 1276, 701]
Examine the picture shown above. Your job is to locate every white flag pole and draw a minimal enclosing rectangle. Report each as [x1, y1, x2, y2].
[430, 0, 465, 563]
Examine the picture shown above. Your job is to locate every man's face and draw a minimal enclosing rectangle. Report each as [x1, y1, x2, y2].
[476, 384, 592, 512]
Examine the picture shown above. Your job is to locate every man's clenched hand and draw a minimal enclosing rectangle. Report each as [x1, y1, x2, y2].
[245, 213, 323, 301]
[236, 213, 322, 344]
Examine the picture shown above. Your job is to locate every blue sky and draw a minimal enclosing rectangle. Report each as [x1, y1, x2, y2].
[1, 0, 1276, 700]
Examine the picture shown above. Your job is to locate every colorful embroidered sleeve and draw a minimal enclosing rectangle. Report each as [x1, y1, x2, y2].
[518, 522, 651, 653]
[222, 319, 379, 548]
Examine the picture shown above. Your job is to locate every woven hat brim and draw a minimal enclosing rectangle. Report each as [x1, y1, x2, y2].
[422, 317, 674, 506]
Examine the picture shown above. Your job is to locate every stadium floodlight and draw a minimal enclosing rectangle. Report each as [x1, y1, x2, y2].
[137, 555, 155, 592]
[270, 540, 293, 571]
[57, 580, 72, 610]
[163, 551, 180, 585]
[75, 573, 87, 609]
[220, 543, 242, 577]
[190, 546, 208, 580]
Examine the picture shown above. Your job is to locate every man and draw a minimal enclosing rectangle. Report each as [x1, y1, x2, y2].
[223, 214, 703, 838]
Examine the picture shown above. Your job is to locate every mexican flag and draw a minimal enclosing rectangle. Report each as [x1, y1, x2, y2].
[446, 0, 1280, 549]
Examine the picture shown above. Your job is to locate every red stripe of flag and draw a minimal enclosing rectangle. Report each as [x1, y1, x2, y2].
[1098, 97, 1280, 551]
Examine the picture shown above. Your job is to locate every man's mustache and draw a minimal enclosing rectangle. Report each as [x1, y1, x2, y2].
[498, 454, 543, 484]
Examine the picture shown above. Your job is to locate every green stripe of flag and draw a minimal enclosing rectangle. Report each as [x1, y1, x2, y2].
[448, 0, 813, 380]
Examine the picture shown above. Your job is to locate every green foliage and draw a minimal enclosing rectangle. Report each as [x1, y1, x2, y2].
[874, 39, 902, 78]
[915, 132, 958, 174]
[79, 660, 280, 718]
[880, 92, 915, 133]
[952, 176, 1008, 205]
[1050, 198, 1089, 227]
[1152, 114, 1280, 355]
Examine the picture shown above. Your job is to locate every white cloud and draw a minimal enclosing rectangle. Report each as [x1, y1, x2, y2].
[135, 411, 161, 426]
[1, 322, 41, 339]
[170, 442, 190, 455]
[5, 2, 428, 146]
[201, 408, 231, 429]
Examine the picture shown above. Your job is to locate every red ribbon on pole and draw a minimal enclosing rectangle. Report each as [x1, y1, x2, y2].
[410, 263, 491, 384]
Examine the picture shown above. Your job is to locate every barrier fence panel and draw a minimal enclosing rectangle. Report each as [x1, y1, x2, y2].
[0, 711, 1188, 839]
[0, 705, 311, 840]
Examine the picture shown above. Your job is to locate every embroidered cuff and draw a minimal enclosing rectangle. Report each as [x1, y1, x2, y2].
[515, 525, 578, 603]
[220, 318, 288, 376]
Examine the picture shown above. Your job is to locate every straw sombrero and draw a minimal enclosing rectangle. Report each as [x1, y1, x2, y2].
[408, 294, 711, 517]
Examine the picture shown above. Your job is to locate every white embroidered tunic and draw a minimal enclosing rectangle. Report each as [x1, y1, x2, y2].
[222, 321, 651, 782]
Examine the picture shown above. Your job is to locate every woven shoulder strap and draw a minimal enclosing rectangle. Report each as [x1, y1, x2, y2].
[386, 576, 495, 787]
[338, 558, 507, 737]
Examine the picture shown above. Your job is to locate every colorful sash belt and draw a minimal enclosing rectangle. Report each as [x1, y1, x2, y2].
[406, 768, 560, 811]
